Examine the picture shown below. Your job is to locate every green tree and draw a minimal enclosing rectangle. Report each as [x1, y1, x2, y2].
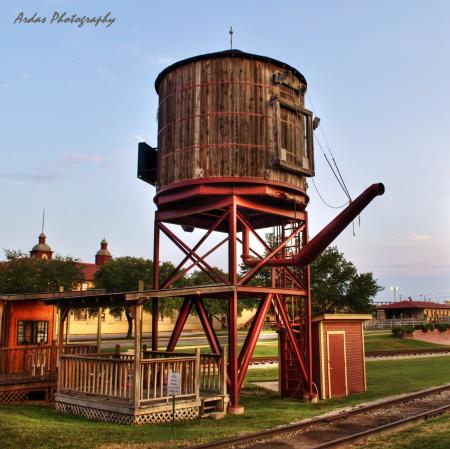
[0, 249, 83, 294]
[310, 246, 383, 315]
[188, 269, 260, 328]
[93, 257, 187, 337]
[94, 257, 152, 338]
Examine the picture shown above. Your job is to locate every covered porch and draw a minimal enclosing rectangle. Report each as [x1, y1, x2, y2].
[49, 291, 228, 424]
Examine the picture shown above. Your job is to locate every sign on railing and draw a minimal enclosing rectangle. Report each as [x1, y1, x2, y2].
[167, 372, 181, 396]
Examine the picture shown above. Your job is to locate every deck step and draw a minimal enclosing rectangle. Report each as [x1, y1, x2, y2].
[201, 397, 225, 419]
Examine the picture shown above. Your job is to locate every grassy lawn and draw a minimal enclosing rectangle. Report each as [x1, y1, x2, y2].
[364, 333, 450, 352]
[101, 330, 450, 357]
[1, 356, 450, 449]
[356, 414, 450, 449]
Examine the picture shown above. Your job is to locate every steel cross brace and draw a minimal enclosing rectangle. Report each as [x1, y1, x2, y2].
[160, 210, 229, 289]
[159, 223, 229, 284]
[193, 297, 222, 355]
[273, 293, 309, 385]
[237, 294, 273, 390]
[166, 297, 193, 352]
[238, 224, 304, 285]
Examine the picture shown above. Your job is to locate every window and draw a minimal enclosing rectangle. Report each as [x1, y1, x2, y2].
[272, 97, 315, 176]
[17, 320, 48, 345]
[73, 309, 88, 321]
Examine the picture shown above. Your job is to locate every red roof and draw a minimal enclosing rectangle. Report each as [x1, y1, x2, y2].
[378, 300, 450, 310]
[78, 263, 99, 281]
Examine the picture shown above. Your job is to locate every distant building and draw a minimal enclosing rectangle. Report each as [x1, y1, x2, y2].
[29, 233, 112, 290]
[0, 235, 113, 347]
[377, 300, 450, 323]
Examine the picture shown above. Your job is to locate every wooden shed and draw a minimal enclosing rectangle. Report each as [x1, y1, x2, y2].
[312, 314, 371, 399]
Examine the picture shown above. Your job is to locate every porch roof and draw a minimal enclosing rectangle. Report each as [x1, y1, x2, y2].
[44, 284, 307, 309]
[0, 289, 105, 302]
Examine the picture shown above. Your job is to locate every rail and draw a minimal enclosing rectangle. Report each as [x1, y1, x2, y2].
[59, 354, 133, 400]
[140, 354, 199, 404]
[143, 350, 226, 396]
[58, 349, 226, 405]
[0, 344, 98, 378]
[365, 319, 427, 329]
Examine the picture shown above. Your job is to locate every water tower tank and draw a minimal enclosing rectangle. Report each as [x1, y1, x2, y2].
[153, 50, 315, 197]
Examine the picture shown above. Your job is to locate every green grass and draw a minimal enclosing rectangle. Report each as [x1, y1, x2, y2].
[1, 356, 450, 449]
[249, 340, 278, 357]
[359, 414, 450, 449]
[364, 333, 450, 352]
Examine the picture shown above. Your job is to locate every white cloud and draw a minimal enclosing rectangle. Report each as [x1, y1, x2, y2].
[18, 73, 31, 79]
[64, 153, 106, 165]
[408, 233, 432, 241]
[132, 135, 146, 142]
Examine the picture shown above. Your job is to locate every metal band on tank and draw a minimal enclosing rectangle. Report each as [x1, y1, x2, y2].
[157, 80, 301, 108]
[159, 142, 274, 160]
[158, 111, 272, 136]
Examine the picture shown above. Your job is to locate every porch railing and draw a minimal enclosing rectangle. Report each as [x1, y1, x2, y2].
[59, 354, 133, 400]
[143, 350, 227, 396]
[0, 344, 98, 378]
[140, 355, 198, 404]
[57, 350, 226, 405]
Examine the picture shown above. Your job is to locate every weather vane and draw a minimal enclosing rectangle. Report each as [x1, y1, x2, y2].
[229, 26, 234, 49]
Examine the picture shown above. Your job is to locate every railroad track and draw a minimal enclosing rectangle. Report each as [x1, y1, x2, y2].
[184, 383, 450, 449]
[250, 347, 450, 365]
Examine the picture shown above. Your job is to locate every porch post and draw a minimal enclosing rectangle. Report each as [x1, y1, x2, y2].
[133, 303, 142, 406]
[65, 312, 70, 344]
[221, 345, 228, 397]
[195, 347, 201, 401]
[0, 301, 3, 346]
[96, 307, 102, 352]
[57, 306, 69, 393]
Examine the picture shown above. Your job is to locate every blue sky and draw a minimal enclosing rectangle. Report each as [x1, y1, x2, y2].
[1, 0, 449, 302]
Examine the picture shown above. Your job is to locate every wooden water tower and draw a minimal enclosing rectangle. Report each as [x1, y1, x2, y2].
[138, 49, 383, 412]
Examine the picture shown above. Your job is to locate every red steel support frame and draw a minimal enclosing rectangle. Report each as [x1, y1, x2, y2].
[194, 297, 222, 355]
[238, 293, 273, 390]
[166, 297, 193, 351]
[228, 200, 241, 411]
[151, 187, 314, 409]
[152, 221, 160, 351]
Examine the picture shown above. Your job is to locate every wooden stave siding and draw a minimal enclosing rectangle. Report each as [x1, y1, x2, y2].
[321, 321, 366, 398]
[157, 56, 308, 191]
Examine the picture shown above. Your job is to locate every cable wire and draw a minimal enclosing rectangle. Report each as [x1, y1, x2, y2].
[310, 178, 349, 209]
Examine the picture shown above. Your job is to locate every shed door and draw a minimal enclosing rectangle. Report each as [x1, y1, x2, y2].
[327, 333, 347, 398]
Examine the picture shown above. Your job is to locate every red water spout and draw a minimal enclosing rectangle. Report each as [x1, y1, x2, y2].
[242, 183, 385, 268]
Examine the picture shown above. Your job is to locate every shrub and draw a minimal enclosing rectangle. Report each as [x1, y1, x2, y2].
[403, 326, 414, 335]
[392, 326, 405, 338]
[435, 323, 449, 332]
[416, 323, 435, 332]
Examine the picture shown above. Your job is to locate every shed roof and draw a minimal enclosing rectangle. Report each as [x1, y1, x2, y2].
[312, 314, 373, 322]
[377, 300, 450, 310]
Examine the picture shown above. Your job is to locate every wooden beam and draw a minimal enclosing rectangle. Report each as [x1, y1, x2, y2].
[132, 304, 142, 407]
[97, 307, 102, 352]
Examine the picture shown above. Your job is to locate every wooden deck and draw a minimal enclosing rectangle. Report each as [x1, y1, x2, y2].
[54, 350, 228, 423]
[0, 344, 97, 402]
